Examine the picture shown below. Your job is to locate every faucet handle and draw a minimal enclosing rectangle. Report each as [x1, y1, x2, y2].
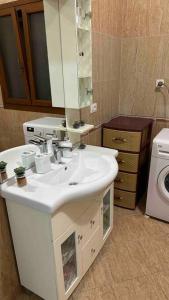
[33, 135, 47, 142]
[29, 138, 43, 145]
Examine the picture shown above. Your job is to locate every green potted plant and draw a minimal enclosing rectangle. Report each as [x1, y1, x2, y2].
[0, 161, 7, 182]
[0, 161, 7, 173]
[14, 167, 27, 187]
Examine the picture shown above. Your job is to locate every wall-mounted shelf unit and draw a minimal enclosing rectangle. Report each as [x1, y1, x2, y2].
[59, 0, 93, 109]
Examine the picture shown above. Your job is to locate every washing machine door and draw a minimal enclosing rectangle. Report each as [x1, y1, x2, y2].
[158, 166, 169, 201]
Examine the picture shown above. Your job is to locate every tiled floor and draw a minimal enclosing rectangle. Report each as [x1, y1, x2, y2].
[18, 202, 169, 300]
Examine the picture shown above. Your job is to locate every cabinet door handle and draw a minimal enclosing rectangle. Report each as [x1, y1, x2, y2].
[91, 248, 96, 254]
[79, 51, 84, 56]
[84, 11, 92, 19]
[112, 137, 127, 143]
[117, 159, 125, 164]
[86, 89, 93, 96]
[115, 178, 124, 184]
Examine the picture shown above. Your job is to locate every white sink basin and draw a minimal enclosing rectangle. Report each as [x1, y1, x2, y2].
[37, 151, 111, 186]
[0, 145, 118, 214]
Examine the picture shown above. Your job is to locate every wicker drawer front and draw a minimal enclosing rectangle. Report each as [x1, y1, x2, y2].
[114, 189, 136, 209]
[103, 129, 141, 152]
[117, 152, 139, 173]
[114, 172, 137, 192]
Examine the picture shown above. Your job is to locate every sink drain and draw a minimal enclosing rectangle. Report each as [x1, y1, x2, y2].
[69, 182, 78, 186]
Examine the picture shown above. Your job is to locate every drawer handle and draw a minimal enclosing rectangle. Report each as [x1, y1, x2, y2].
[115, 178, 124, 184]
[117, 159, 125, 164]
[115, 196, 123, 201]
[112, 137, 127, 143]
[91, 248, 96, 254]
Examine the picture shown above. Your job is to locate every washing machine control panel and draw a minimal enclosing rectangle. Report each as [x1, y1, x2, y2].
[152, 142, 169, 157]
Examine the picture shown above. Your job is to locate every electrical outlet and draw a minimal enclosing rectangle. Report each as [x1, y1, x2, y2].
[90, 103, 97, 114]
[156, 79, 165, 88]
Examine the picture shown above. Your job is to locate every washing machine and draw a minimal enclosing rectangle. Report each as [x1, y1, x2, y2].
[146, 128, 169, 222]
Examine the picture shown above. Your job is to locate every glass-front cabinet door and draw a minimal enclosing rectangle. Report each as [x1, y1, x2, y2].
[54, 226, 82, 299]
[102, 186, 113, 240]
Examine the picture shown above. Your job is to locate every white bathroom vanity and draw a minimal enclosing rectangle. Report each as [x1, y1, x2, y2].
[0, 145, 118, 300]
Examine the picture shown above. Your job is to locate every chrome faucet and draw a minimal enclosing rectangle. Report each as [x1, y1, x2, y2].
[29, 136, 48, 154]
[29, 134, 74, 164]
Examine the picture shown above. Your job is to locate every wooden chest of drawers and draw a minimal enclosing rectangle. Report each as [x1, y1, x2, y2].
[103, 116, 153, 209]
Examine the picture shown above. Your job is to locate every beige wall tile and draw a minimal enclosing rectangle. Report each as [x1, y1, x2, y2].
[149, 0, 169, 36]
[92, 0, 122, 36]
[93, 33, 121, 82]
[121, 0, 169, 38]
[81, 127, 102, 147]
[121, 0, 149, 37]
[119, 35, 169, 119]
[81, 79, 119, 127]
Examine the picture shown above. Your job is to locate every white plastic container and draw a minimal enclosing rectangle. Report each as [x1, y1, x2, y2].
[35, 154, 51, 174]
[21, 151, 36, 169]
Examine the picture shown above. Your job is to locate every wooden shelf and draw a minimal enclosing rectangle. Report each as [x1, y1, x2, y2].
[55, 124, 94, 134]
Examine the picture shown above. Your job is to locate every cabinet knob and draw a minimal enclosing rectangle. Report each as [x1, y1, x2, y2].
[115, 196, 123, 201]
[112, 137, 127, 143]
[115, 178, 124, 184]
